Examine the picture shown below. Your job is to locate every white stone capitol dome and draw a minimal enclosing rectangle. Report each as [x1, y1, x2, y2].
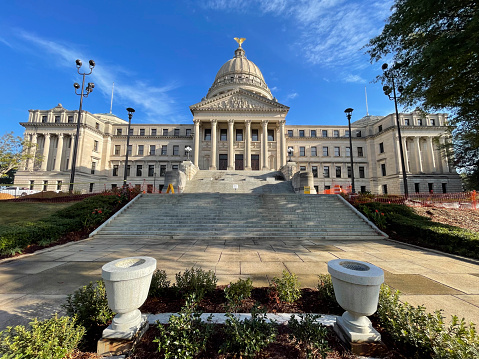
[206, 45, 273, 100]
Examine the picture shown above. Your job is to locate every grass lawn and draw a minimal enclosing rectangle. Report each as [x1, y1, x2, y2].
[0, 202, 74, 225]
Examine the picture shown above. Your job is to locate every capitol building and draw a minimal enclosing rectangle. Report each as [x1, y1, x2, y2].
[14, 42, 462, 195]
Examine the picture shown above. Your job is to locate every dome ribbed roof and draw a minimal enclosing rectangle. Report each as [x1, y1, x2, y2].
[206, 46, 273, 100]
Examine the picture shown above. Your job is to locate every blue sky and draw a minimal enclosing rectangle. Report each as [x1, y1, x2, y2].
[1, 0, 398, 137]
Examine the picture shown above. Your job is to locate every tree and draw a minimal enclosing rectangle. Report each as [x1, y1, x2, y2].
[365, 0, 479, 188]
[0, 132, 37, 178]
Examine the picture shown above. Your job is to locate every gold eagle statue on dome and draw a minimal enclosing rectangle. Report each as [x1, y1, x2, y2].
[234, 37, 246, 47]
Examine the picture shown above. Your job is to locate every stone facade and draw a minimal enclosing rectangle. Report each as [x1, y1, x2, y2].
[14, 44, 462, 194]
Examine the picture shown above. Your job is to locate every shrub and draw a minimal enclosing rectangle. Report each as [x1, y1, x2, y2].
[63, 280, 114, 331]
[148, 269, 171, 297]
[271, 270, 301, 304]
[377, 284, 479, 358]
[0, 314, 85, 359]
[154, 294, 213, 359]
[174, 267, 217, 300]
[224, 277, 253, 312]
[220, 305, 277, 358]
[317, 274, 342, 313]
[288, 313, 330, 359]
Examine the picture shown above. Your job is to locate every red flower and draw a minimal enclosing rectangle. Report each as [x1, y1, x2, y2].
[375, 210, 378, 213]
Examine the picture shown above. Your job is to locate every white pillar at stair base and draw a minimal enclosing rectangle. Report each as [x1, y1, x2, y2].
[227, 119, 234, 170]
[245, 120, 251, 170]
[262, 120, 269, 170]
[426, 136, 437, 173]
[41, 134, 51, 171]
[193, 119, 200, 167]
[54, 134, 64, 171]
[210, 119, 217, 170]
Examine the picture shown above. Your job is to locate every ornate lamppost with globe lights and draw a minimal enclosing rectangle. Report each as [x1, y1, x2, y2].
[287, 147, 294, 162]
[185, 146, 192, 161]
[123, 108, 135, 189]
[344, 108, 355, 194]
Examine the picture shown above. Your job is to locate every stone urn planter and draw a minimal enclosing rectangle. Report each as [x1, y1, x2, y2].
[101, 256, 157, 339]
[327, 259, 384, 343]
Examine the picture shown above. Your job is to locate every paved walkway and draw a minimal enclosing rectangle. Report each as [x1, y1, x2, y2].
[1, 234, 479, 329]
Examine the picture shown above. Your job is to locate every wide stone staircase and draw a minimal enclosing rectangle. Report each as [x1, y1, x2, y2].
[183, 170, 294, 194]
[94, 193, 385, 241]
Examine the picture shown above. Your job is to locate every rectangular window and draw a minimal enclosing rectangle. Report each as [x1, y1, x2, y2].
[311, 130, 317, 137]
[300, 166, 306, 171]
[236, 129, 243, 141]
[186, 129, 191, 136]
[323, 146, 329, 156]
[360, 186, 366, 193]
[220, 129, 227, 141]
[381, 163, 386, 176]
[311, 147, 317, 156]
[150, 145, 155, 155]
[126, 165, 130, 176]
[324, 185, 331, 190]
[299, 130, 305, 137]
[336, 166, 341, 178]
[127, 145, 132, 156]
[300, 147, 305, 156]
[415, 183, 420, 193]
[89, 183, 94, 193]
[359, 166, 365, 178]
[428, 183, 434, 193]
[417, 119, 423, 126]
[30, 180, 34, 190]
[138, 145, 144, 155]
[172, 164, 179, 170]
[379, 142, 384, 153]
[160, 165, 166, 176]
[346, 147, 351, 157]
[57, 180, 62, 190]
[151, 129, 157, 136]
[404, 119, 410, 126]
[163, 129, 169, 136]
[287, 130, 293, 137]
[268, 129, 274, 141]
[68, 116, 74, 123]
[357, 147, 363, 157]
[43, 180, 48, 191]
[140, 129, 145, 136]
[91, 162, 96, 174]
[356, 130, 362, 137]
[148, 165, 154, 177]
[334, 130, 339, 137]
[323, 166, 330, 178]
[204, 129, 211, 140]
[117, 129, 122, 135]
[430, 119, 435, 126]
[383, 184, 388, 194]
[174, 129, 180, 136]
[378, 125, 383, 132]
[161, 145, 167, 155]
[442, 183, 447, 193]
[111, 184, 117, 189]
[252, 129, 259, 141]
[312, 166, 318, 177]
[345, 130, 350, 137]
[95, 122, 99, 130]
[334, 147, 340, 156]
[136, 165, 142, 176]
[42, 115, 47, 123]
[55, 115, 60, 123]
[113, 165, 119, 176]
[173, 145, 179, 155]
[93, 140, 98, 152]
[114, 145, 120, 155]
[128, 128, 133, 136]
[322, 130, 328, 137]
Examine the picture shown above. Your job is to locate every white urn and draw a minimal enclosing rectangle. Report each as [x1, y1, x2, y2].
[102, 256, 157, 339]
[327, 259, 384, 342]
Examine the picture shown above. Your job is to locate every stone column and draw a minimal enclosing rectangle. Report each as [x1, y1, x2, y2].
[262, 120, 269, 170]
[54, 134, 64, 171]
[210, 119, 217, 169]
[439, 137, 450, 173]
[245, 120, 251, 170]
[279, 120, 286, 167]
[68, 135, 75, 170]
[426, 137, 437, 173]
[28, 133, 38, 171]
[414, 137, 423, 173]
[227, 119, 234, 170]
[402, 138, 410, 173]
[193, 119, 200, 167]
[41, 134, 51, 171]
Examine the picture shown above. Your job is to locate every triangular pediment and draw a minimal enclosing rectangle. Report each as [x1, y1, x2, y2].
[190, 89, 289, 113]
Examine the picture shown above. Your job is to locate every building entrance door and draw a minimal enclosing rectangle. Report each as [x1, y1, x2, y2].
[251, 155, 260, 170]
[235, 154, 244, 170]
[219, 154, 228, 170]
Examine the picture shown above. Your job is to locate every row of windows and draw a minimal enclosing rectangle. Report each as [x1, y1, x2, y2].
[296, 165, 367, 179]
[113, 144, 191, 156]
[116, 128, 192, 137]
[287, 129, 359, 138]
[203, 129, 275, 141]
[40, 114, 102, 130]
[378, 118, 439, 133]
[290, 146, 365, 157]
[111, 164, 178, 177]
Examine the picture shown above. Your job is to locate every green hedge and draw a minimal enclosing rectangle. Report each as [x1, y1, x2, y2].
[357, 202, 479, 260]
[0, 194, 122, 256]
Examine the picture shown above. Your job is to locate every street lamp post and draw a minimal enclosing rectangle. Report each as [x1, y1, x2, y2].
[382, 63, 409, 198]
[344, 108, 355, 194]
[69, 59, 95, 193]
[287, 147, 293, 162]
[123, 108, 135, 189]
[185, 146, 192, 161]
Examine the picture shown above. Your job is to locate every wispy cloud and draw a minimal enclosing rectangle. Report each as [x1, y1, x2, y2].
[0, 36, 13, 48]
[343, 74, 366, 84]
[286, 92, 298, 99]
[13, 30, 180, 123]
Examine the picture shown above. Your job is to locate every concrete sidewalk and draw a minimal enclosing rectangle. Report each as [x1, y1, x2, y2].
[1, 234, 479, 329]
